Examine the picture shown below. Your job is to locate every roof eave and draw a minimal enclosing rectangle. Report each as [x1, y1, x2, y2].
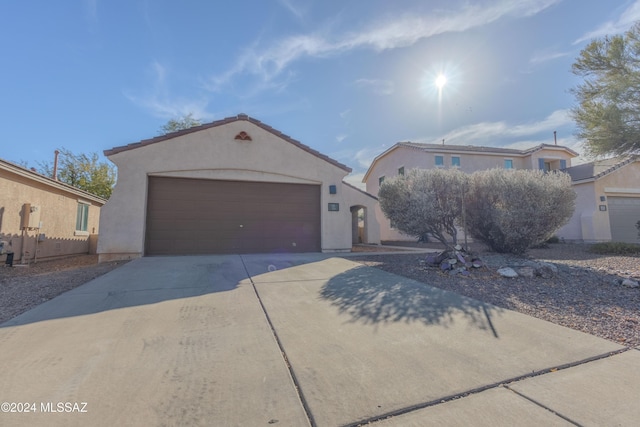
[0, 159, 107, 204]
[105, 114, 352, 173]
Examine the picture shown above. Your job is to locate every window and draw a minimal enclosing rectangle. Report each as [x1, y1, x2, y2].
[538, 158, 551, 171]
[435, 155, 444, 166]
[504, 159, 513, 169]
[398, 166, 405, 176]
[379, 176, 385, 186]
[451, 156, 461, 167]
[76, 202, 89, 232]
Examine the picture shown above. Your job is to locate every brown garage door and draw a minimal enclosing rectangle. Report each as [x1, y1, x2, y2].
[146, 177, 321, 255]
[608, 196, 640, 243]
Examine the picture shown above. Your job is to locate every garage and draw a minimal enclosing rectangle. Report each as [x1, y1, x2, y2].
[608, 196, 640, 243]
[145, 176, 321, 255]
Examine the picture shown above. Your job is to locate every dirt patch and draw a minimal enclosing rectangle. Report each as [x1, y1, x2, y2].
[0, 255, 128, 324]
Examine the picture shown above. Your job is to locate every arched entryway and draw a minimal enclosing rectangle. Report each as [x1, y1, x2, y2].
[350, 205, 367, 244]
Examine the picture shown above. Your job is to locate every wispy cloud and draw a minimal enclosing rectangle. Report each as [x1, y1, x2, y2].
[207, 0, 561, 91]
[84, 0, 98, 27]
[336, 134, 348, 143]
[125, 61, 211, 120]
[529, 48, 570, 65]
[355, 78, 395, 95]
[425, 109, 573, 146]
[574, 0, 640, 44]
[277, 0, 307, 21]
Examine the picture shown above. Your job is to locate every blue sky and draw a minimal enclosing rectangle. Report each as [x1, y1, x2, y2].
[2, 0, 639, 187]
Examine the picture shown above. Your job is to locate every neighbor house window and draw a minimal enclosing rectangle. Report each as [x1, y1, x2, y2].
[379, 176, 385, 186]
[504, 159, 513, 169]
[76, 202, 89, 232]
[398, 166, 405, 176]
[538, 158, 552, 171]
[452, 156, 461, 167]
[435, 155, 444, 166]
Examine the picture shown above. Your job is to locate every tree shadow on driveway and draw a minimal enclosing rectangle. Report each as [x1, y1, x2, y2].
[319, 265, 503, 337]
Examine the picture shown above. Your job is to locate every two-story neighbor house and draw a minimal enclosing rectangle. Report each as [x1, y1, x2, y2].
[363, 142, 579, 242]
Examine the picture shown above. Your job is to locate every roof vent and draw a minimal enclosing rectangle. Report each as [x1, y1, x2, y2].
[234, 131, 252, 141]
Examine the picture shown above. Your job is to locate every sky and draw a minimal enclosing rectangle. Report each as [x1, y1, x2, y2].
[2, 0, 639, 188]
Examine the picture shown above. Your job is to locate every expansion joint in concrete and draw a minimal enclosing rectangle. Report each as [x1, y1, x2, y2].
[239, 255, 316, 427]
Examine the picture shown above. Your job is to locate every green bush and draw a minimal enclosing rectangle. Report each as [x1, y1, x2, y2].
[589, 242, 640, 255]
[465, 169, 576, 255]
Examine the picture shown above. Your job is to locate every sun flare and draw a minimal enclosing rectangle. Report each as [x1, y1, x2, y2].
[435, 74, 447, 89]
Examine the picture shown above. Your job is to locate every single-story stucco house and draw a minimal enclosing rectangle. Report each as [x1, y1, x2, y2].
[557, 157, 640, 243]
[97, 114, 379, 262]
[0, 158, 105, 264]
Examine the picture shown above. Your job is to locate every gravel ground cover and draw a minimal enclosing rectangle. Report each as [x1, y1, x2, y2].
[351, 243, 640, 347]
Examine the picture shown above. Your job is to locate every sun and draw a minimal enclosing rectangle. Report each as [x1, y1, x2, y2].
[435, 74, 447, 90]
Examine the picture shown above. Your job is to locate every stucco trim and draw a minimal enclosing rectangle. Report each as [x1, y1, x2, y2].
[147, 169, 322, 185]
[104, 113, 352, 173]
[342, 181, 378, 200]
[604, 187, 640, 195]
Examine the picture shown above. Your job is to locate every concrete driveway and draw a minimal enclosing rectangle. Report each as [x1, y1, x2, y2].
[0, 254, 637, 426]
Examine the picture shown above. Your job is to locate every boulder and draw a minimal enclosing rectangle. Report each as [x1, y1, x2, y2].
[497, 267, 519, 278]
[535, 262, 558, 279]
[621, 278, 639, 288]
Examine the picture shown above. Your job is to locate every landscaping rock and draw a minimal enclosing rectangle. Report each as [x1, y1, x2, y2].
[621, 278, 639, 288]
[534, 262, 559, 279]
[517, 266, 535, 278]
[497, 267, 518, 278]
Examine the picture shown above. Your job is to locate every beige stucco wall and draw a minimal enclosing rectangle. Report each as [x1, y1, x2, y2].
[98, 120, 378, 261]
[342, 184, 380, 245]
[365, 145, 576, 242]
[555, 182, 607, 242]
[0, 168, 102, 263]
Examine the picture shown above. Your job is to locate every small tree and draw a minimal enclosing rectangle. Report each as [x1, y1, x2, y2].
[571, 22, 640, 157]
[465, 169, 575, 254]
[378, 168, 469, 248]
[159, 113, 201, 135]
[39, 149, 116, 199]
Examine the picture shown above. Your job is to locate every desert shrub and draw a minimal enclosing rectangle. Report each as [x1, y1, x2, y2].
[589, 242, 640, 255]
[464, 169, 576, 254]
[378, 168, 469, 248]
[546, 235, 561, 244]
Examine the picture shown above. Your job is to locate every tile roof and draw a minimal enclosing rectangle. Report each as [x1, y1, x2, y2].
[399, 141, 579, 156]
[564, 156, 638, 182]
[104, 114, 352, 173]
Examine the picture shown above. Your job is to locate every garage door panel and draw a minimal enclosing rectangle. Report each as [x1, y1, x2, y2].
[146, 177, 321, 255]
[608, 197, 640, 243]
